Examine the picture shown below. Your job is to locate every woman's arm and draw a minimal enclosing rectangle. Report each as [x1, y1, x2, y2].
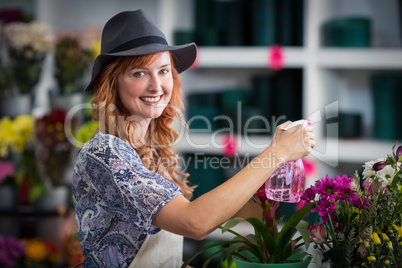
[152, 121, 316, 240]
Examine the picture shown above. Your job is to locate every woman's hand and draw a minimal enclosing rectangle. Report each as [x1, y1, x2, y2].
[269, 120, 316, 166]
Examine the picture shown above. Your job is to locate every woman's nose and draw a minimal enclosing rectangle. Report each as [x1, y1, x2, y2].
[148, 74, 162, 92]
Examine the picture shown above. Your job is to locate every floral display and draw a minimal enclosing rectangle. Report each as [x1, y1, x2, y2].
[301, 144, 402, 267]
[35, 109, 75, 187]
[0, 115, 34, 157]
[0, 234, 26, 267]
[21, 238, 63, 267]
[183, 184, 314, 266]
[4, 22, 54, 95]
[54, 33, 92, 95]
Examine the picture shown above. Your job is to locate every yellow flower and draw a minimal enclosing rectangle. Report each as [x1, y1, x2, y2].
[89, 40, 101, 59]
[0, 115, 34, 157]
[367, 255, 376, 263]
[0, 117, 13, 157]
[384, 259, 390, 266]
[22, 239, 47, 262]
[398, 226, 402, 238]
[371, 232, 381, 245]
[382, 233, 389, 241]
[364, 241, 370, 248]
[387, 241, 393, 250]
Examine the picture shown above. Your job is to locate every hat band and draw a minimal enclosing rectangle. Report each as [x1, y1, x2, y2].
[109, 36, 168, 53]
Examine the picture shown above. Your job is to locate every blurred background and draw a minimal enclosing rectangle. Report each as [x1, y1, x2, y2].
[0, 0, 401, 267]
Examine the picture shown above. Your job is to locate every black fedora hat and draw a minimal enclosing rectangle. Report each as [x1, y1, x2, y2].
[85, 9, 197, 92]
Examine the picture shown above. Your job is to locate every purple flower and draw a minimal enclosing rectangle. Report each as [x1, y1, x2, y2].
[313, 199, 337, 217]
[336, 183, 356, 203]
[0, 235, 26, 266]
[397, 146, 402, 162]
[373, 160, 388, 171]
[315, 175, 338, 201]
[351, 195, 370, 209]
[300, 186, 316, 205]
[335, 174, 353, 185]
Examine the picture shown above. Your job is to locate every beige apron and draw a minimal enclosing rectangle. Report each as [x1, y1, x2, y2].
[128, 230, 183, 268]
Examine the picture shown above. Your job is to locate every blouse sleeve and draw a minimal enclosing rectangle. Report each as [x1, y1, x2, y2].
[80, 133, 183, 234]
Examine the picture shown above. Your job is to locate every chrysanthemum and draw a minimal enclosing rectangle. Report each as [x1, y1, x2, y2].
[315, 174, 338, 201]
[336, 183, 356, 203]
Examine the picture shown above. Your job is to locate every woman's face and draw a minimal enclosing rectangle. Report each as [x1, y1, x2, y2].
[117, 52, 173, 121]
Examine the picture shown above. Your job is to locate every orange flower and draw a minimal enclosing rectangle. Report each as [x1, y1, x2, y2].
[22, 239, 47, 262]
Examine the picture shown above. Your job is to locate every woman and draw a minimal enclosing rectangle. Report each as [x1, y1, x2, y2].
[72, 10, 316, 268]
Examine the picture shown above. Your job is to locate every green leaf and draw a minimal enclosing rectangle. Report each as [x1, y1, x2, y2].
[276, 203, 314, 244]
[245, 217, 277, 262]
[296, 221, 311, 250]
[221, 217, 245, 233]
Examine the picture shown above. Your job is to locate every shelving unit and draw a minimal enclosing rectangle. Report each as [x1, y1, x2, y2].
[3, 0, 402, 168]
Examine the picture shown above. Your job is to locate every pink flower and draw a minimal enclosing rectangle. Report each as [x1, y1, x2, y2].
[0, 161, 14, 183]
[308, 224, 327, 244]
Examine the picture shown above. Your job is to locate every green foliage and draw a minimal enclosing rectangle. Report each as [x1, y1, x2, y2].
[181, 202, 315, 267]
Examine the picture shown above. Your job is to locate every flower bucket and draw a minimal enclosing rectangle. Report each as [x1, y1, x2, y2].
[35, 185, 70, 213]
[0, 186, 17, 210]
[0, 94, 32, 118]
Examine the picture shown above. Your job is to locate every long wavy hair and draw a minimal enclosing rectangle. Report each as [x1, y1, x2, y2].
[91, 52, 194, 199]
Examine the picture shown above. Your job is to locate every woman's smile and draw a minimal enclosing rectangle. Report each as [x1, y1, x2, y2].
[139, 95, 163, 105]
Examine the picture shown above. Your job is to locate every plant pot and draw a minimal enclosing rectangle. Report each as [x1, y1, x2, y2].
[233, 253, 312, 268]
[35, 185, 70, 213]
[0, 186, 17, 210]
[0, 94, 32, 118]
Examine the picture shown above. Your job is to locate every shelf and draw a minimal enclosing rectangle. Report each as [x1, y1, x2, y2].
[194, 47, 307, 68]
[192, 47, 402, 70]
[175, 132, 396, 164]
[317, 49, 402, 69]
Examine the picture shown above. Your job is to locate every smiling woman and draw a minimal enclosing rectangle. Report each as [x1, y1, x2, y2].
[71, 9, 315, 268]
[117, 52, 173, 123]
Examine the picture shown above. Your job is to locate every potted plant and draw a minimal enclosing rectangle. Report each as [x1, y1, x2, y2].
[301, 144, 402, 267]
[182, 185, 315, 267]
[51, 29, 100, 124]
[0, 115, 46, 205]
[34, 109, 76, 212]
[54, 33, 91, 96]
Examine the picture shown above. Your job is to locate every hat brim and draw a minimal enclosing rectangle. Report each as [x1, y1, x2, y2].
[84, 42, 197, 92]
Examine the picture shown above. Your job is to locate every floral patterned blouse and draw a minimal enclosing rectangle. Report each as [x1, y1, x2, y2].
[72, 132, 182, 267]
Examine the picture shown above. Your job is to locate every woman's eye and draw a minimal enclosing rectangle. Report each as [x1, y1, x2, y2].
[160, 69, 169, 75]
[133, 71, 145, 78]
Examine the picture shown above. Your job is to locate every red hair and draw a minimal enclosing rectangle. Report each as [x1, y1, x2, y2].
[91, 52, 194, 199]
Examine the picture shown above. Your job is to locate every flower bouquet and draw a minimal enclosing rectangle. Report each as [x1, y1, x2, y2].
[301, 144, 402, 267]
[0, 115, 46, 204]
[35, 109, 75, 187]
[4, 22, 54, 95]
[54, 33, 91, 95]
[182, 185, 314, 267]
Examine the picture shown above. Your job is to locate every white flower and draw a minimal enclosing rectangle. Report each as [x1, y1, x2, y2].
[362, 158, 384, 179]
[4, 22, 54, 54]
[376, 165, 396, 187]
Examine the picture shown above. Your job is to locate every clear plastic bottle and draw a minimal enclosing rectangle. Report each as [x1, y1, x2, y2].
[265, 158, 305, 203]
[264, 119, 310, 203]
